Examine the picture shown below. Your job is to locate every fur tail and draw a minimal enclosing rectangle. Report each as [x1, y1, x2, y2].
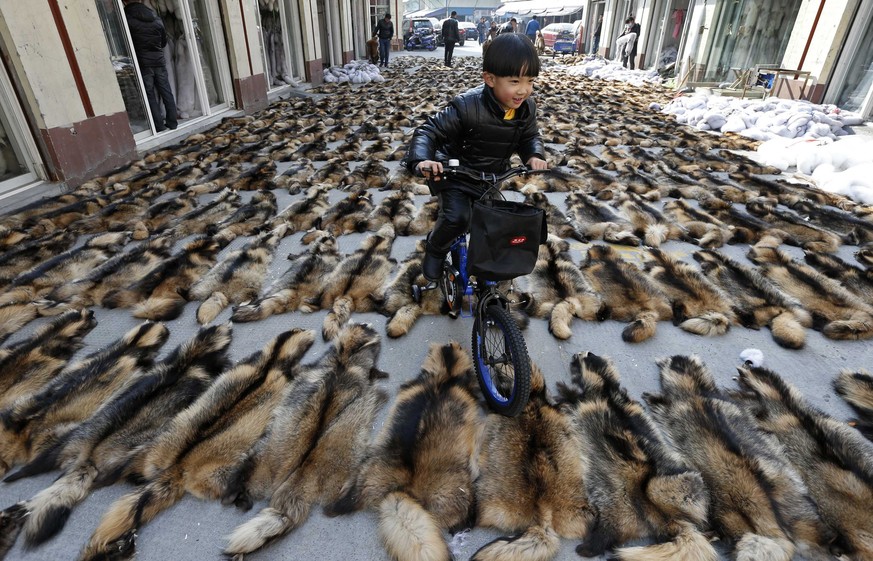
[224, 497, 311, 558]
[378, 491, 450, 561]
[79, 471, 184, 561]
[770, 311, 806, 349]
[549, 300, 576, 340]
[232, 291, 294, 323]
[322, 296, 353, 341]
[822, 315, 873, 340]
[679, 311, 731, 336]
[834, 370, 873, 415]
[612, 523, 716, 561]
[132, 295, 187, 321]
[387, 304, 422, 338]
[471, 525, 560, 561]
[22, 464, 98, 546]
[196, 291, 228, 325]
[622, 311, 658, 343]
[733, 533, 794, 561]
[0, 503, 27, 560]
[644, 224, 668, 248]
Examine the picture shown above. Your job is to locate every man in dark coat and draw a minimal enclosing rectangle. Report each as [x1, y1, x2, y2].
[442, 11, 460, 67]
[123, 0, 177, 132]
[373, 13, 394, 67]
[620, 16, 641, 69]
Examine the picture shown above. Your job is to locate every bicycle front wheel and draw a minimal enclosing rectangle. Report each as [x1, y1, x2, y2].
[472, 304, 531, 416]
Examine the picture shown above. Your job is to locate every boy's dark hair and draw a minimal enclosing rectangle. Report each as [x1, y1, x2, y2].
[483, 33, 540, 77]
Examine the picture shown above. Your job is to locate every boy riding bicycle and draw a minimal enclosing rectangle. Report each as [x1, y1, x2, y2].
[403, 33, 548, 282]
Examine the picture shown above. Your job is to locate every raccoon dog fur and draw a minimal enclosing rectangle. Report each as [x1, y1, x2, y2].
[268, 183, 331, 233]
[0, 322, 169, 479]
[735, 365, 873, 561]
[556, 352, 716, 561]
[644, 355, 832, 561]
[0, 309, 97, 411]
[473, 362, 593, 561]
[0, 324, 232, 550]
[381, 240, 450, 338]
[304, 224, 396, 341]
[222, 324, 388, 557]
[232, 230, 341, 323]
[79, 327, 315, 561]
[642, 248, 735, 336]
[693, 249, 811, 349]
[522, 236, 604, 340]
[367, 190, 416, 234]
[325, 342, 483, 561]
[189, 225, 288, 324]
[833, 369, 873, 441]
[579, 244, 672, 342]
[300, 188, 373, 239]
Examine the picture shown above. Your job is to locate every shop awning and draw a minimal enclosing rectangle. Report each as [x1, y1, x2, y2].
[404, 7, 476, 19]
[495, 0, 584, 17]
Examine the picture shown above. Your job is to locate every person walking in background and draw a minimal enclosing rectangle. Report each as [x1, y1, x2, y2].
[373, 13, 394, 67]
[524, 15, 540, 43]
[477, 17, 487, 45]
[592, 15, 602, 55]
[123, 0, 177, 132]
[617, 16, 641, 69]
[498, 18, 517, 35]
[442, 11, 460, 67]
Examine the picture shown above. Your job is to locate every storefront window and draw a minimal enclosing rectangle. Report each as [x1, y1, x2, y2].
[0, 112, 25, 183]
[187, 0, 225, 108]
[0, 61, 41, 193]
[694, 0, 803, 83]
[257, 0, 298, 90]
[835, 18, 873, 113]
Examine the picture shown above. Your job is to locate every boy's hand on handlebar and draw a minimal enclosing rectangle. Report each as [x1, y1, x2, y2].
[417, 160, 444, 181]
[526, 157, 548, 171]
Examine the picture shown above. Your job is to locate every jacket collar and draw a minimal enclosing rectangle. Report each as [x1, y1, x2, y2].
[479, 84, 531, 120]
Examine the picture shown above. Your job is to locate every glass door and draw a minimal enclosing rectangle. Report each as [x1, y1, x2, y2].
[829, 6, 873, 117]
[0, 61, 42, 195]
[185, 0, 230, 110]
[256, 0, 303, 90]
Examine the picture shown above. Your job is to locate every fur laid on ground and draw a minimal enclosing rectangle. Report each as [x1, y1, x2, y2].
[222, 323, 388, 558]
[472, 361, 593, 561]
[579, 244, 672, 342]
[734, 364, 873, 561]
[833, 369, 873, 441]
[644, 355, 833, 561]
[78, 327, 314, 561]
[0, 322, 168, 480]
[381, 240, 448, 338]
[0, 324, 232, 553]
[325, 342, 482, 561]
[556, 352, 716, 561]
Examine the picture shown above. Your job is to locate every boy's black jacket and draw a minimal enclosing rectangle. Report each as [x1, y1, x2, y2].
[404, 84, 545, 176]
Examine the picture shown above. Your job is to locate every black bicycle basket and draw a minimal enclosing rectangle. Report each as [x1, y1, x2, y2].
[467, 198, 547, 281]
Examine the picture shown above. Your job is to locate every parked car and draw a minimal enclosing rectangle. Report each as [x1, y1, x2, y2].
[435, 18, 466, 47]
[401, 17, 439, 45]
[458, 21, 477, 42]
[541, 23, 576, 50]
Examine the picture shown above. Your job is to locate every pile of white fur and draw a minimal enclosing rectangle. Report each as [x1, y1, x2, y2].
[561, 57, 663, 87]
[322, 60, 386, 84]
[662, 93, 865, 141]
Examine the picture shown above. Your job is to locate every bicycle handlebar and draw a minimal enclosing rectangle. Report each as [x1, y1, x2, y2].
[426, 163, 550, 189]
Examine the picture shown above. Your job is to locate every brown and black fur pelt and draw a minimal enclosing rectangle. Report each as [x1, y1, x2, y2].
[325, 342, 482, 561]
[0, 322, 168, 480]
[65, 184, 165, 235]
[833, 370, 873, 441]
[747, 243, 873, 341]
[565, 192, 640, 246]
[303, 225, 396, 341]
[161, 188, 241, 239]
[744, 199, 843, 253]
[124, 190, 198, 240]
[642, 248, 735, 337]
[661, 199, 730, 249]
[211, 189, 278, 242]
[403, 196, 440, 236]
[0, 231, 76, 289]
[0, 300, 74, 347]
[46, 235, 175, 308]
[79, 327, 315, 561]
[189, 224, 288, 325]
[0, 309, 97, 411]
[0, 324, 232, 551]
[232, 230, 341, 323]
[522, 191, 587, 242]
[472, 361, 593, 561]
[271, 160, 315, 192]
[102, 235, 225, 321]
[366, 190, 416, 234]
[301, 188, 373, 239]
[222, 324, 388, 558]
[231, 160, 277, 191]
[734, 364, 873, 561]
[268, 183, 331, 233]
[556, 352, 716, 561]
[644, 355, 833, 561]
[521, 235, 604, 340]
[381, 240, 448, 338]
[18, 194, 112, 237]
[341, 160, 390, 189]
[3, 231, 130, 300]
[617, 192, 689, 247]
[309, 157, 349, 185]
[787, 202, 873, 246]
[858, 242, 873, 269]
[579, 244, 672, 342]
[693, 249, 811, 349]
[804, 251, 873, 307]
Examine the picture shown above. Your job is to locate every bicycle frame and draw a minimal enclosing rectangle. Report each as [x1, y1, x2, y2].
[448, 234, 508, 320]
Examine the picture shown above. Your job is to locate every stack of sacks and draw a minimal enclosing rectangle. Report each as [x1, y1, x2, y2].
[662, 93, 865, 141]
[323, 60, 386, 84]
[753, 135, 873, 204]
[564, 58, 663, 87]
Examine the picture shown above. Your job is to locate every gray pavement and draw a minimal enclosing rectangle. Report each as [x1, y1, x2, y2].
[1, 51, 871, 561]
